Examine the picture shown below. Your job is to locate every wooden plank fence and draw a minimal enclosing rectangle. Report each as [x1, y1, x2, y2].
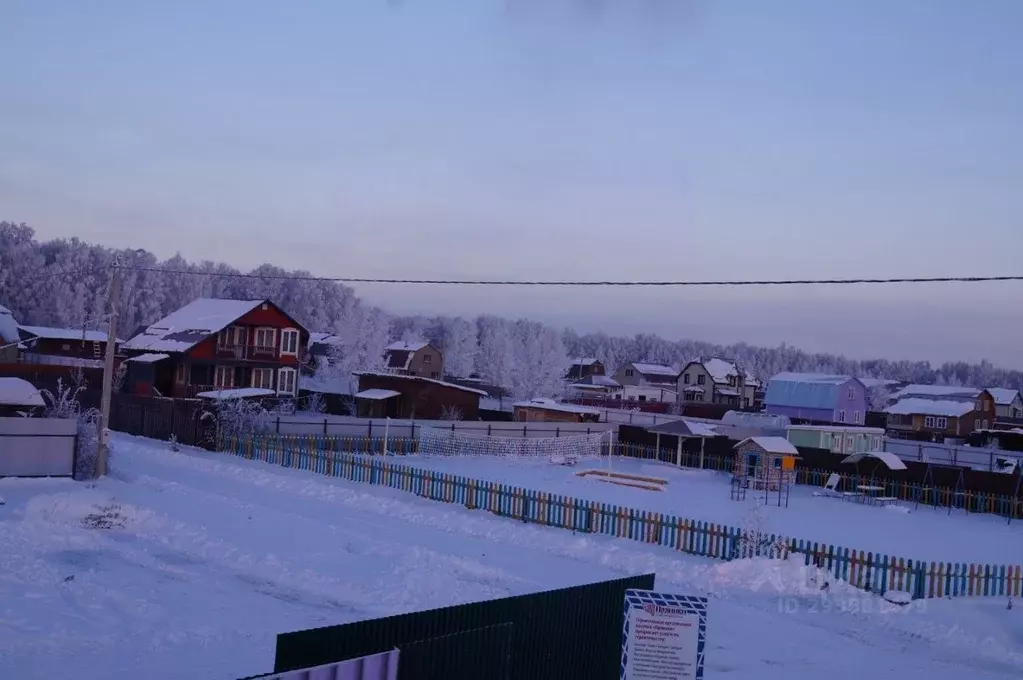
[221, 434, 1022, 600]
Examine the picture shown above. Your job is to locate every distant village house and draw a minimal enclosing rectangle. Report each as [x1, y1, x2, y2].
[352, 371, 484, 420]
[384, 340, 444, 380]
[764, 372, 867, 425]
[566, 358, 605, 381]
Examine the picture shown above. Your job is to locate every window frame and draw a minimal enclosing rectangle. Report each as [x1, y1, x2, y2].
[280, 328, 300, 356]
[214, 365, 234, 388]
[254, 327, 277, 351]
[251, 367, 275, 390]
[277, 367, 296, 395]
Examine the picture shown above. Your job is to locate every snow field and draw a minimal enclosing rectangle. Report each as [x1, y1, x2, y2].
[0, 434, 1020, 680]
[402, 453, 1023, 565]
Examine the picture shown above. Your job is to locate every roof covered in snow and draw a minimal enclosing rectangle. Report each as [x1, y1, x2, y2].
[885, 398, 976, 417]
[512, 398, 601, 415]
[353, 371, 487, 396]
[0, 377, 45, 406]
[572, 374, 620, 388]
[986, 387, 1021, 406]
[737, 436, 800, 456]
[629, 362, 678, 377]
[385, 339, 431, 352]
[702, 358, 740, 384]
[122, 298, 269, 353]
[571, 357, 600, 366]
[0, 304, 18, 344]
[18, 325, 118, 344]
[195, 387, 276, 400]
[891, 384, 981, 401]
[125, 353, 170, 364]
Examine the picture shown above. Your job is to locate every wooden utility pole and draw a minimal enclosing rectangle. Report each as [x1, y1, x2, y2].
[96, 267, 122, 477]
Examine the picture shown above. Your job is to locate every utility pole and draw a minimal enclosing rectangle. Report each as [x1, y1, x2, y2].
[96, 267, 122, 477]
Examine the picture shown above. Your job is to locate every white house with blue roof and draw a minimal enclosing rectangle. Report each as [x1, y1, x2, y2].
[764, 372, 868, 424]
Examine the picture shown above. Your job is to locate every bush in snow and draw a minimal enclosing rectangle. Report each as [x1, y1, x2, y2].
[300, 391, 326, 414]
[440, 404, 464, 421]
[200, 397, 275, 445]
[39, 378, 102, 479]
[731, 499, 789, 560]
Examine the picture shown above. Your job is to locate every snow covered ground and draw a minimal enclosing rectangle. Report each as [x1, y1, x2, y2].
[402, 454, 1023, 565]
[1, 435, 1022, 680]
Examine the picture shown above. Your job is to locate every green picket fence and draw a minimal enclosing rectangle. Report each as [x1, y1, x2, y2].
[221, 434, 1023, 600]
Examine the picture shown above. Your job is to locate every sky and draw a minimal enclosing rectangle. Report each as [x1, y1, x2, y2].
[1, 1, 1021, 366]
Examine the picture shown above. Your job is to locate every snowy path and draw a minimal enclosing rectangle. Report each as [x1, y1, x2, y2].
[0, 434, 1021, 679]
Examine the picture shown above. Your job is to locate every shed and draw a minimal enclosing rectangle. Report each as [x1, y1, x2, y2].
[353, 372, 484, 420]
[513, 398, 601, 423]
[733, 436, 800, 491]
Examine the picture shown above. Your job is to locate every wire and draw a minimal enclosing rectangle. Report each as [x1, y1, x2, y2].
[108, 265, 1023, 287]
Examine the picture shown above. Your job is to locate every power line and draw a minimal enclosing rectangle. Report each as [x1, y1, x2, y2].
[109, 265, 1023, 287]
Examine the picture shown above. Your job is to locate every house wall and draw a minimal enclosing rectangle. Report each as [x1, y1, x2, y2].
[407, 346, 444, 380]
[612, 364, 644, 387]
[786, 429, 823, 449]
[356, 374, 480, 420]
[567, 362, 605, 381]
[678, 364, 712, 403]
[27, 337, 108, 360]
[763, 404, 836, 422]
[514, 406, 583, 423]
[0, 344, 18, 362]
[831, 379, 868, 424]
[995, 395, 1023, 420]
[733, 440, 797, 491]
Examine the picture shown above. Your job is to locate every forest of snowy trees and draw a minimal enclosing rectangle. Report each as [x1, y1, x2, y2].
[2, 221, 1022, 396]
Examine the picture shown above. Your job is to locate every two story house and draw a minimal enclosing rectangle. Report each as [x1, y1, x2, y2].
[383, 340, 444, 379]
[987, 388, 1023, 421]
[884, 390, 996, 441]
[678, 358, 754, 407]
[566, 358, 605, 381]
[764, 372, 868, 424]
[612, 362, 678, 389]
[121, 298, 309, 398]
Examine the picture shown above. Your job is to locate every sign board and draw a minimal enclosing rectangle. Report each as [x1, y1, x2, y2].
[781, 455, 795, 471]
[620, 590, 707, 680]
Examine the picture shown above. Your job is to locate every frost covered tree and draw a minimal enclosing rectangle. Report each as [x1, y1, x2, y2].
[474, 315, 515, 387]
[506, 319, 570, 400]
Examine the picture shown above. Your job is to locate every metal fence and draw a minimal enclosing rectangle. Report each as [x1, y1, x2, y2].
[0, 416, 78, 477]
[884, 437, 1023, 471]
[271, 574, 654, 680]
[266, 415, 619, 439]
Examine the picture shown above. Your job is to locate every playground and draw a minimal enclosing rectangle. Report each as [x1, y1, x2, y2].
[398, 451, 1022, 566]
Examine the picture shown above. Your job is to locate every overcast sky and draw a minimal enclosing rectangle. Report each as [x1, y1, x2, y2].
[1, 1, 1021, 366]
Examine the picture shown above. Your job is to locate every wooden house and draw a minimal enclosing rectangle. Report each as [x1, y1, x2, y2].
[566, 358, 605, 381]
[513, 398, 601, 423]
[733, 436, 799, 491]
[17, 324, 119, 366]
[884, 390, 996, 441]
[383, 340, 444, 379]
[121, 298, 309, 398]
[352, 371, 485, 420]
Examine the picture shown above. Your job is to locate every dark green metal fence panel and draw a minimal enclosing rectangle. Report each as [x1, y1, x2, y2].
[273, 573, 655, 680]
[397, 623, 513, 680]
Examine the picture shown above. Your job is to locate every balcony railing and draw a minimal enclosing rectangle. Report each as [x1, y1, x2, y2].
[215, 344, 280, 360]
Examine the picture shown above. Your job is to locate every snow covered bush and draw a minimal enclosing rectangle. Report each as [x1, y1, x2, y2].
[732, 499, 789, 560]
[201, 398, 275, 445]
[300, 391, 326, 414]
[440, 405, 464, 421]
[39, 378, 102, 479]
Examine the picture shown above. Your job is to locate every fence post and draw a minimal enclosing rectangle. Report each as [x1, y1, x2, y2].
[556, 427, 560, 438]
[523, 425, 527, 437]
[488, 424, 492, 436]
[276, 417, 280, 434]
[323, 418, 328, 435]
[368, 421, 373, 440]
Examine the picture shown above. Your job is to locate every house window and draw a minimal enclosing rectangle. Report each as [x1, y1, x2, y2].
[423, 354, 432, 364]
[277, 367, 296, 395]
[852, 411, 861, 424]
[430, 371, 439, 379]
[92, 342, 101, 358]
[871, 436, 880, 449]
[683, 374, 690, 384]
[925, 416, 948, 429]
[846, 436, 854, 451]
[727, 375, 735, 386]
[975, 418, 981, 430]
[981, 419, 988, 429]
[215, 365, 234, 388]
[175, 363, 187, 384]
[625, 369, 634, 378]
[847, 386, 855, 400]
[697, 374, 706, 385]
[888, 414, 900, 425]
[830, 435, 841, 452]
[61, 343, 71, 352]
[280, 328, 300, 355]
[251, 368, 274, 389]
[254, 328, 276, 350]
[837, 410, 846, 423]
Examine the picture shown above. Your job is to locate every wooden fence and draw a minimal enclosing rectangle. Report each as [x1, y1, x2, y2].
[221, 434, 1023, 600]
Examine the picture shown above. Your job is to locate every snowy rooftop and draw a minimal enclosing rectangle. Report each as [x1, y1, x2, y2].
[195, 387, 276, 400]
[572, 375, 620, 388]
[739, 436, 800, 456]
[769, 372, 852, 385]
[885, 398, 976, 417]
[571, 357, 599, 366]
[721, 410, 791, 429]
[788, 424, 886, 434]
[892, 384, 982, 400]
[125, 353, 170, 364]
[630, 362, 678, 377]
[512, 398, 601, 415]
[355, 388, 401, 400]
[986, 387, 1020, 406]
[702, 358, 740, 384]
[18, 325, 117, 344]
[353, 371, 488, 396]
[308, 332, 340, 347]
[385, 339, 431, 352]
[122, 298, 267, 353]
[860, 377, 902, 388]
[0, 377, 45, 406]
[0, 305, 18, 344]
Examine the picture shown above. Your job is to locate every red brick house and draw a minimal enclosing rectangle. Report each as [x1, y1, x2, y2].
[121, 298, 309, 398]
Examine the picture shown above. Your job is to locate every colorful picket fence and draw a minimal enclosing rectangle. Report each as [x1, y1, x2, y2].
[222, 434, 1023, 600]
